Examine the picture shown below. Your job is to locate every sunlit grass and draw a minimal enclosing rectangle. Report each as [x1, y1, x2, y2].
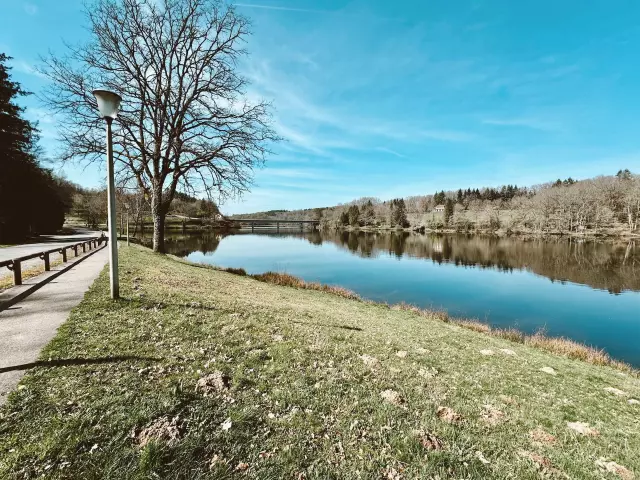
[1, 245, 638, 479]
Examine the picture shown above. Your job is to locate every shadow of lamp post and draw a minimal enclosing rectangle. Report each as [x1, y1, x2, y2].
[92, 89, 122, 299]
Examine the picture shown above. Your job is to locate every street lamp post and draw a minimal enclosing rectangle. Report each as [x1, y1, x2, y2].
[124, 203, 130, 246]
[93, 89, 122, 299]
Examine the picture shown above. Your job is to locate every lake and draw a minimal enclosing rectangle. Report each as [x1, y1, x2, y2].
[156, 230, 640, 366]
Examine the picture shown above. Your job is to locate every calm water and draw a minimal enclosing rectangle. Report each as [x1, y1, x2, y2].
[159, 231, 640, 366]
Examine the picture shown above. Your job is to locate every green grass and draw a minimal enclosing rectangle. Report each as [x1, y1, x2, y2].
[1, 245, 639, 479]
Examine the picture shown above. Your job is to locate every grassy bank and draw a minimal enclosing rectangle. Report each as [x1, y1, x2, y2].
[1, 246, 639, 479]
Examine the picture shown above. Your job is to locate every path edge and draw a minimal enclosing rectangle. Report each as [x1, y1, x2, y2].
[0, 244, 107, 312]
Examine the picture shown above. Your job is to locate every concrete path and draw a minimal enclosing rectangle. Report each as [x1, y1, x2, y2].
[0, 247, 108, 405]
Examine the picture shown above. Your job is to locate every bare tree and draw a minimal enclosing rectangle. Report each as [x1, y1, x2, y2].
[41, 0, 279, 252]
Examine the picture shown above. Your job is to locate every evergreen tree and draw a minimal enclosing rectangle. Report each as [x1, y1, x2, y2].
[389, 198, 408, 227]
[348, 204, 360, 227]
[456, 189, 463, 203]
[361, 200, 376, 226]
[444, 198, 454, 225]
[339, 210, 350, 226]
[0, 53, 67, 242]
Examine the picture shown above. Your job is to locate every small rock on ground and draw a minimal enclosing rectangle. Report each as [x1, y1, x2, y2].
[540, 367, 557, 375]
[500, 348, 517, 356]
[480, 349, 495, 356]
[396, 350, 408, 358]
[628, 399, 640, 405]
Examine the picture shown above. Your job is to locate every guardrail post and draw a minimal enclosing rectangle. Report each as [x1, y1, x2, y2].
[74, 245, 78, 257]
[12, 261, 22, 286]
[82, 243, 86, 253]
[61, 248, 67, 262]
[43, 252, 50, 271]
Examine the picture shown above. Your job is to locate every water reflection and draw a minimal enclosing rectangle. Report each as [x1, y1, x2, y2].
[158, 231, 640, 294]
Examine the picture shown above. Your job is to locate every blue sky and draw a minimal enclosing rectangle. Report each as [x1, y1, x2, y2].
[1, 0, 640, 214]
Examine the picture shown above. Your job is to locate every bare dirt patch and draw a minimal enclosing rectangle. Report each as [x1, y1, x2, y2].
[566, 421, 599, 437]
[518, 450, 566, 478]
[529, 427, 557, 445]
[196, 371, 230, 395]
[437, 406, 461, 423]
[481, 404, 505, 426]
[134, 416, 182, 448]
[595, 458, 635, 479]
[415, 430, 444, 451]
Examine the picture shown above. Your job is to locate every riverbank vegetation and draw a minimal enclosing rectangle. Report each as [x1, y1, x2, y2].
[232, 170, 640, 237]
[1, 245, 639, 478]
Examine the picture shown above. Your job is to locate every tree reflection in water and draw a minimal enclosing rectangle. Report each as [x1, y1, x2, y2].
[157, 230, 639, 294]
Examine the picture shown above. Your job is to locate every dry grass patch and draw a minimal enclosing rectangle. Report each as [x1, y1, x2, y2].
[250, 271, 361, 300]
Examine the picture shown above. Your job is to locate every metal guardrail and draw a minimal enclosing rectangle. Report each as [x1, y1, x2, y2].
[0, 237, 107, 287]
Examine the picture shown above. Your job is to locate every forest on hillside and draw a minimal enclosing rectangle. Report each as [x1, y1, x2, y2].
[231, 170, 640, 236]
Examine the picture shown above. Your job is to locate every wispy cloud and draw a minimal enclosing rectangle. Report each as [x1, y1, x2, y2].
[482, 117, 561, 132]
[375, 147, 408, 159]
[23, 3, 38, 15]
[12, 59, 47, 79]
[234, 3, 329, 14]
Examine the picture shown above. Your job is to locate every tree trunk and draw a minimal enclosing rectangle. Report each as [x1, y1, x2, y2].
[151, 186, 166, 253]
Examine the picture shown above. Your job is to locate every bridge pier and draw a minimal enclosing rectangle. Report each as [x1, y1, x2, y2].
[276, 221, 279, 233]
[251, 223, 254, 233]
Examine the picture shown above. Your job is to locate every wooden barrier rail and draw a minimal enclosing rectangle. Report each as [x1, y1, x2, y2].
[0, 237, 107, 287]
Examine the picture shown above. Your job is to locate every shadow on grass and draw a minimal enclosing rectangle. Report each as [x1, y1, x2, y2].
[291, 319, 363, 332]
[0, 355, 162, 374]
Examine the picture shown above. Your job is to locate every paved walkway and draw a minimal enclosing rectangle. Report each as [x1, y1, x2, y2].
[0, 248, 108, 405]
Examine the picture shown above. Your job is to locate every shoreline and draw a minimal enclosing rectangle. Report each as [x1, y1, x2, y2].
[325, 225, 640, 240]
[178, 256, 638, 374]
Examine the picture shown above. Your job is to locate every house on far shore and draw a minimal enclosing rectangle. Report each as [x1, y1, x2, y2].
[434, 204, 445, 213]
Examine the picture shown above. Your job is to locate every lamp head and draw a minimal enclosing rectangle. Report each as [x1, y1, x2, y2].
[92, 89, 122, 119]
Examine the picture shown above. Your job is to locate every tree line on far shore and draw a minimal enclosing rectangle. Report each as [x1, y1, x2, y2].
[232, 170, 640, 236]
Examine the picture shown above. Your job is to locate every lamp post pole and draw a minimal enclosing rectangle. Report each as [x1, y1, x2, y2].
[93, 89, 122, 300]
[105, 117, 119, 298]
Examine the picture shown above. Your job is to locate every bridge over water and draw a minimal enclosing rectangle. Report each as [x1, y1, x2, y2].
[232, 218, 320, 232]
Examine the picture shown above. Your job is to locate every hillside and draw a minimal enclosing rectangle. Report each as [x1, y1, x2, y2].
[0, 246, 638, 478]
[230, 171, 640, 237]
